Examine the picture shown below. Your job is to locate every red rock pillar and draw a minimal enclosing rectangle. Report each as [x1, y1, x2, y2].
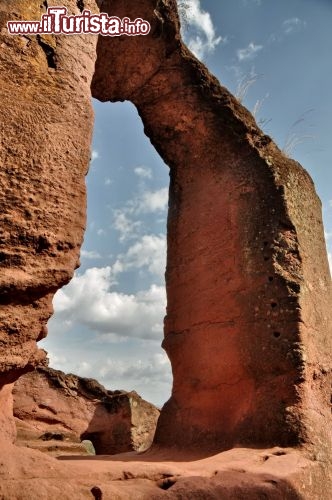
[0, 0, 97, 438]
[92, 0, 332, 454]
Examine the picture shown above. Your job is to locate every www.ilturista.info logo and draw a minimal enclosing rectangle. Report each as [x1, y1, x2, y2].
[7, 7, 151, 36]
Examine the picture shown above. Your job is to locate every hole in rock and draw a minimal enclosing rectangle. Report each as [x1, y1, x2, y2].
[39, 100, 172, 454]
[41, 432, 64, 441]
[91, 486, 103, 500]
[81, 433, 101, 454]
[266, 479, 278, 486]
[271, 302, 278, 308]
[158, 478, 177, 490]
[273, 332, 281, 339]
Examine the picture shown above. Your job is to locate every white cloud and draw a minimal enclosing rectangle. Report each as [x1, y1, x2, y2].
[282, 18, 307, 35]
[99, 353, 171, 386]
[328, 252, 332, 273]
[237, 42, 263, 61]
[46, 352, 68, 369]
[137, 187, 168, 214]
[179, 0, 223, 59]
[115, 234, 166, 279]
[104, 177, 112, 186]
[46, 347, 172, 406]
[269, 17, 307, 44]
[134, 166, 152, 179]
[52, 267, 166, 341]
[81, 249, 102, 260]
[91, 150, 99, 162]
[75, 361, 93, 376]
[112, 187, 168, 242]
[113, 210, 142, 242]
[53, 267, 115, 312]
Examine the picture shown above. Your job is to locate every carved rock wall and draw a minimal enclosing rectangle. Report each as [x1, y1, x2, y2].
[92, 0, 332, 454]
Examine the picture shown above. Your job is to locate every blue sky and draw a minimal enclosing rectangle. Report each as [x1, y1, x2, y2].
[41, 0, 332, 407]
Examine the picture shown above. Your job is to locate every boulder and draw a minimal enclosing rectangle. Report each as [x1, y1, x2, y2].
[13, 365, 160, 455]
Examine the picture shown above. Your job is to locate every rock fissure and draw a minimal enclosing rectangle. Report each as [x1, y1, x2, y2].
[76, 0, 85, 13]
[36, 35, 57, 70]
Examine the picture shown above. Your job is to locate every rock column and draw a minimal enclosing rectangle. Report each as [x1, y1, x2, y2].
[0, 0, 98, 439]
[92, 0, 332, 454]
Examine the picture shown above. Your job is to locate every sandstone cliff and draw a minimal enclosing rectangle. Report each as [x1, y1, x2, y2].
[0, 0, 98, 441]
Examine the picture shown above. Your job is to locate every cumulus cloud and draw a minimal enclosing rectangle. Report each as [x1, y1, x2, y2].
[113, 210, 142, 242]
[46, 351, 68, 369]
[137, 188, 168, 214]
[282, 18, 307, 35]
[99, 353, 171, 386]
[53, 267, 166, 341]
[81, 249, 102, 260]
[113, 187, 168, 242]
[237, 42, 263, 61]
[114, 234, 166, 280]
[328, 252, 332, 272]
[134, 166, 153, 179]
[179, 0, 223, 59]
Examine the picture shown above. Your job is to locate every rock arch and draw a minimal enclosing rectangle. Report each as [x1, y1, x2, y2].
[0, 0, 331, 474]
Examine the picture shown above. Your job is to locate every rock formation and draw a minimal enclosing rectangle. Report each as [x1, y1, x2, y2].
[13, 365, 160, 455]
[92, 0, 332, 458]
[0, 0, 98, 439]
[0, 0, 331, 498]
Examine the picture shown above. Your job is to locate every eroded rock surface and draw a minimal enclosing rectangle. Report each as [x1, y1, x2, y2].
[92, 0, 332, 458]
[0, 444, 329, 500]
[13, 365, 160, 455]
[0, 0, 98, 436]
